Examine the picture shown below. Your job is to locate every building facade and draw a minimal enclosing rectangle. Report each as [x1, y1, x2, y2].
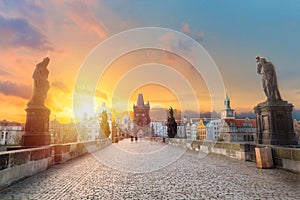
[219, 118, 256, 143]
[218, 93, 256, 143]
[197, 119, 211, 140]
[81, 115, 100, 141]
[150, 121, 167, 137]
[0, 120, 24, 145]
[294, 119, 300, 142]
[190, 123, 197, 140]
[206, 119, 221, 141]
[49, 118, 77, 144]
[121, 115, 134, 133]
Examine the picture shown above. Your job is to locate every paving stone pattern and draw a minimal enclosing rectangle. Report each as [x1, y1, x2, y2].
[0, 139, 299, 199]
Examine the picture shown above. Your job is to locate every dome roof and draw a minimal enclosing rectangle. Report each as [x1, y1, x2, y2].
[96, 102, 111, 115]
[122, 115, 130, 122]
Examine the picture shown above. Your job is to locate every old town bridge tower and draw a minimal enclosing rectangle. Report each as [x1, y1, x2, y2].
[133, 93, 151, 137]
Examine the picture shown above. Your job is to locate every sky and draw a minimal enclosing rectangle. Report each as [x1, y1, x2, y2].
[0, 0, 300, 123]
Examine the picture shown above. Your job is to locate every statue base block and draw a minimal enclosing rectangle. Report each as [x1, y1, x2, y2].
[21, 106, 51, 147]
[254, 101, 298, 146]
[22, 134, 51, 147]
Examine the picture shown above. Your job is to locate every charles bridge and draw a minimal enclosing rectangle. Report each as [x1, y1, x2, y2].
[1, 55, 300, 199]
[0, 138, 299, 199]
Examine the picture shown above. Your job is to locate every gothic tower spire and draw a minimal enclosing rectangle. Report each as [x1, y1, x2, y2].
[221, 91, 235, 119]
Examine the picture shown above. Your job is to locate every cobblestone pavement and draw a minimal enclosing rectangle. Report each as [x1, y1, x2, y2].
[0, 139, 299, 199]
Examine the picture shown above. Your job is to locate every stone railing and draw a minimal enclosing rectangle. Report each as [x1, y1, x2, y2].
[0, 139, 110, 189]
[147, 137, 300, 173]
[271, 146, 300, 173]
[166, 138, 256, 161]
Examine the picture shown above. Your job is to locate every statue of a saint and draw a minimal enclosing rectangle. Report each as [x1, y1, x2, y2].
[28, 57, 50, 106]
[256, 56, 282, 102]
[100, 111, 111, 138]
[167, 106, 177, 138]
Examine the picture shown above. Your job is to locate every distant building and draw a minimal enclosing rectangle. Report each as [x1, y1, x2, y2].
[133, 93, 151, 137]
[0, 120, 24, 145]
[218, 93, 256, 142]
[219, 118, 256, 142]
[181, 116, 188, 138]
[197, 119, 211, 140]
[206, 92, 255, 142]
[150, 121, 166, 137]
[190, 123, 197, 140]
[49, 117, 77, 144]
[81, 114, 100, 141]
[184, 119, 198, 140]
[294, 119, 300, 142]
[206, 119, 222, 141]
[176, 122, 185, 138]
[121, 115, 134, 133]
[186, 121, 191, 139]
[221, 92, 236, 119]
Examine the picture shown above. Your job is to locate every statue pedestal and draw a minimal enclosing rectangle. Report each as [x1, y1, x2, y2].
[22, 106, 51, 147]
[254, 101, 298, 145]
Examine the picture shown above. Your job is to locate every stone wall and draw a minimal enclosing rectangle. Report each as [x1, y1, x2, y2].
[270, 146, 300, 173]
[0, 139, 110, 189]
[165, 138, 256, 161]
[149, 137, 300, 173]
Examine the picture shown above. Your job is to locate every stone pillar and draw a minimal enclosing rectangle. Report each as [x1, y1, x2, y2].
[254, 101, 298, 145]
[255, 147, 273, 169]
[111, 123, 118, 143]
[22, 106, 51, 147]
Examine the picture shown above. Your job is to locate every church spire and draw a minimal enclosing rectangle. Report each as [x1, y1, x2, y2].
[224, 91, 231, 110]
[221, 91, 235, 119]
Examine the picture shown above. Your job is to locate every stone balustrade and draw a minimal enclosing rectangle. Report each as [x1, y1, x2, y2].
[147, 137, 300, 173]
[0, 139, 110, 189]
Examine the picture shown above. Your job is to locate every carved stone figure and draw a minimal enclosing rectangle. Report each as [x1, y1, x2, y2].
[256, 56, 282, 102]
[28, 57, 50, 106]
[167, 107, 177, 138]
[254, 56, 298, 145]
[22, 57, 51, 147]
[100, 111, 111, 138]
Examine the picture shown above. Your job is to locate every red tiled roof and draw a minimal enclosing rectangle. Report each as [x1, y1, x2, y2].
[224, 118, 256, 128]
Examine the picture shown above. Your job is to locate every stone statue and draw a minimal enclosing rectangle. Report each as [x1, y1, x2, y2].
[100, 111, 111, 138]
[256, 56, 282, 102]
[167, 106, 177, 138]
[28, 57, 50, 106]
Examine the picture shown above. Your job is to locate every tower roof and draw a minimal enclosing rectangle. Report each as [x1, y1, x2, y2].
[225, 91, 230, 102]
[224, 91, 232, 110]
[137, 93, 145, 107]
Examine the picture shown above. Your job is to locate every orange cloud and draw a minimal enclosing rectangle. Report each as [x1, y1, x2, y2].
[182, 23, 190, 34]
[51, 81, 69, 92]
[68, 1, 107, 39]
[181, 22, 205, 41]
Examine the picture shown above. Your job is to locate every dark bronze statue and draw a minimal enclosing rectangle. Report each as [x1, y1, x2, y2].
[256, 56, 282, 102]
[28, 57, 50, 106]
[167, 106, 177, 138]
